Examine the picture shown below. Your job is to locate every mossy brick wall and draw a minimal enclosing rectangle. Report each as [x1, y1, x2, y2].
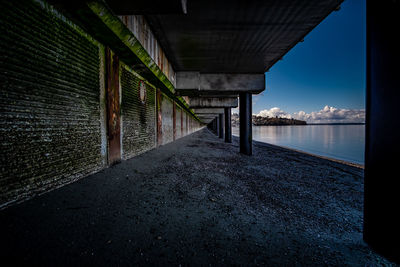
[182, 112, 187, 135]
[176, 108, 182, 139]
[161, 95, 174, 145]
[121, 66, 156, 159]
[0, 0, 104, 206]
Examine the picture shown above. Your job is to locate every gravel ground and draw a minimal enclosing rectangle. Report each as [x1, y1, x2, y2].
[0, 128, 397, 266]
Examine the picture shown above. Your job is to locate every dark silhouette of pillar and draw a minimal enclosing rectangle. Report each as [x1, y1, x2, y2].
[364, 0, 400, 263]
[212, 119, 216, 134]
[215, 116, 219, 137]
[239, 92, 252, 155]
[224, 107, 232, 143]
[218, 114, 224, 138]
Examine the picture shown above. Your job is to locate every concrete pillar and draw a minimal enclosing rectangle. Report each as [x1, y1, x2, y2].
[215, 117, 219, 136]
[224, 107, 232, 143]
[213, 119, 217, 134]
[239, 92, 252, 155]
[218, 114, 224, 138]
[364, 1, 400, 263]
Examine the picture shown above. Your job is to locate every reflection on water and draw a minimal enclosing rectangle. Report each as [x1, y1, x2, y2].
[232, 125, 365, 165]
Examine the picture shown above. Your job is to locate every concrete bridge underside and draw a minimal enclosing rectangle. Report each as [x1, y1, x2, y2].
[1, 0, 398, 263]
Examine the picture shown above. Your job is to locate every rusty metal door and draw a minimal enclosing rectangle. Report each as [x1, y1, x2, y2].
[106, 47, 121, 165]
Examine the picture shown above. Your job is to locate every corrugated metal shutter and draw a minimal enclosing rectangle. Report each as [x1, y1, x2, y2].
[176, 108, 182, 139]
[120, 66, 156, 159]
[0, 0, 103, 205]
[161, 95, 173, 144]
[182, 112, 187, 136]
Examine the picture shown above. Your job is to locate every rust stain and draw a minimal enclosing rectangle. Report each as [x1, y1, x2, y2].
[156, 89, 162, 146]
[106, 47, 121, 165]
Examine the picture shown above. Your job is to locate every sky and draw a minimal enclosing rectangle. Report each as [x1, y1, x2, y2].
[247, 0, 366, 123]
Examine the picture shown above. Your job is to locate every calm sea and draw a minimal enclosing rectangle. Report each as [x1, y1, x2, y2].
[232, 125, 365, 165]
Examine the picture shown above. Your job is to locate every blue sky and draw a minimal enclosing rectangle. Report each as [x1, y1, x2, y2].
[251, 0, 366, 123]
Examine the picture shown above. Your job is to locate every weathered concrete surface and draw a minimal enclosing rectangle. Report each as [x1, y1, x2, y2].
[176, 72, 265, 94]
[193, 108, 225, 114]
[0, 129, 395, 266]
[188, 97, 238, 108]
[197, 118, 216, 124]
[196, 115, 218, 120]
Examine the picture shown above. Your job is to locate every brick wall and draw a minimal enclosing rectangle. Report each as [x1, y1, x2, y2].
[121, 65, 156, 159]
[0, 0, 203, 208]
[0, 0, 105, 206]
[161, 95, 174, 145]
[176, 108, 182, 139]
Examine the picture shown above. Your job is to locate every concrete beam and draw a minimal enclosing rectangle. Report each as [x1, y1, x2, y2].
[197, 115, 218, 120]
[200, 118, 215, 124]
[193, 108, 225, 114]
[105, 0, 187, 15]
[177, 91, 239, 97]
[176, 72, 265, 94]
[188, 97, 238, 108]
[198, 116, 218, 124]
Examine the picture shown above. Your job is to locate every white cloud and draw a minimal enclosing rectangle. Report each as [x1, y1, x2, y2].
[256, 107, 292, 119]
[255, 105, 365, 123]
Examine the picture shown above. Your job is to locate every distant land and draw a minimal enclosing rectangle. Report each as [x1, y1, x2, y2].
[307, 123, 365, 125]
[232, 113, 307, 126]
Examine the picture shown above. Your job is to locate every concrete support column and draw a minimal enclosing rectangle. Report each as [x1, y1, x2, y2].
[224, 107, 232, 143]
[364, 1, 400, 263]
[213, 119, 217, 134]
[215, 117, 220, 136]
[218, 114, 224, 138]
[239, 92, 252, 155]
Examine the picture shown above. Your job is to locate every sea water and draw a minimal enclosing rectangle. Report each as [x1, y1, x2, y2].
[232, 125, 365, 165]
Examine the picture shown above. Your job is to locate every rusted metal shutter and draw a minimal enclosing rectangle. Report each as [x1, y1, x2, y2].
[0, 0, 103, 205]
[120, 66, 156, 159]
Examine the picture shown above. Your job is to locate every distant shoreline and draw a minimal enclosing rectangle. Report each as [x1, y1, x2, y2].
[306, 123, 365, 125]
[232, 123, 365, 127]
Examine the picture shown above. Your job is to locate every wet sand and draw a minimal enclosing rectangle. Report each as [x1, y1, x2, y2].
[0, 128, 396, 266]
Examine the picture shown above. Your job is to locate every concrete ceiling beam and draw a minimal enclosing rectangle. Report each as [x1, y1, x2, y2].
[197, 115, 218, 119]
[188, 97, 238, 108]
[176, 72, 265, 94]
[193, 108, 225, 114]
[199, 118, 216, 124]
[105, 0, 186, 15]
